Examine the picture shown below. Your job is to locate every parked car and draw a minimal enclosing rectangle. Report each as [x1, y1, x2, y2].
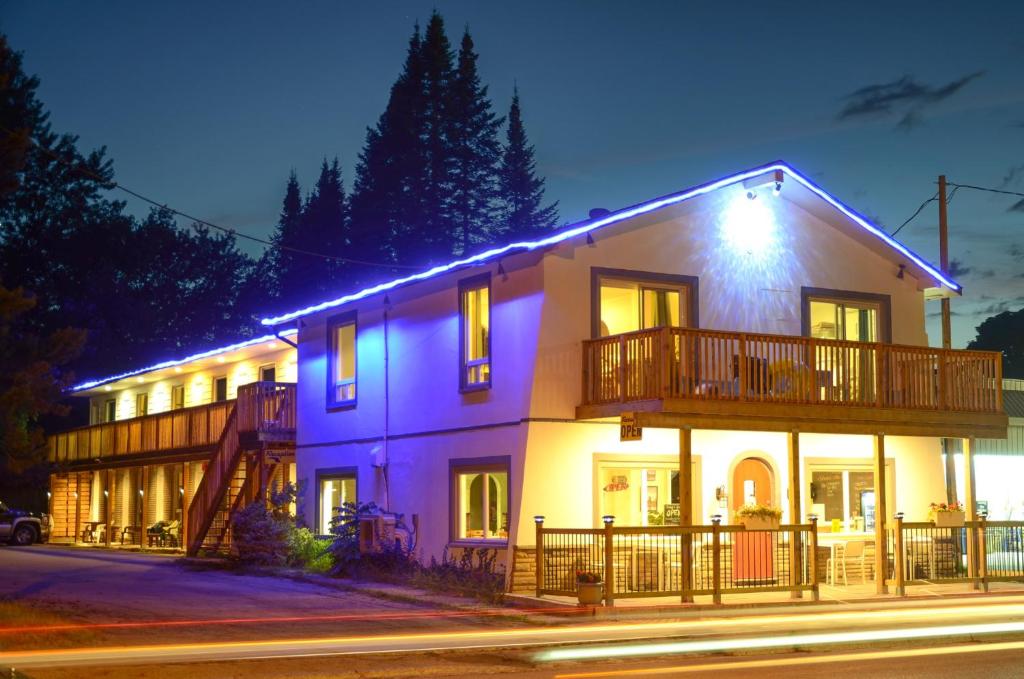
[0, 501, 51, 545]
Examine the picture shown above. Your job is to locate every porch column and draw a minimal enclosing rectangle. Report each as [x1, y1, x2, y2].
[963, 436, 978, 587]
[873, 433, 888, 594]
[181, 462, 190, 549]
[74, 473, 81, 545]
[679, 427, 693, 603]
[788, 431, 802, 599]
[140, 465, 149, 546]
[105, 469, 113, 547]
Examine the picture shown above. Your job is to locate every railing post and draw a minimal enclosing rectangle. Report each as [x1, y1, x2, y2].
[737, 335, 748, 400]
[937, 351, 948, 410]
[534, 516, 544, 599]
[711, 515, 722, 605]
[978, 513, 989, 593]
[660, 327, 672, 399]
[618, 336, 627, 402]
[603, 515, 615, 607]
[894, 513, 905, 596]
[809, 515, 819, 601]
[581, 341, 591, 405]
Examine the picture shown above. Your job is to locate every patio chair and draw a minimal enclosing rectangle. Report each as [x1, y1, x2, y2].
[161, 520, 181, 547]
[828, 540, 869, 585]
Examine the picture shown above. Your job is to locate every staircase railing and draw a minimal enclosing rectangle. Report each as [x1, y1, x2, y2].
[186, 403, 242, 556]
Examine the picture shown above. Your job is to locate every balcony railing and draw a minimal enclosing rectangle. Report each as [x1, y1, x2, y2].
[49, 382, 297, 464]
[581, 327, 1003, 413]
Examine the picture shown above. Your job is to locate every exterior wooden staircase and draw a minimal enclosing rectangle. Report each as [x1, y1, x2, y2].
[185, 382, 296, 556]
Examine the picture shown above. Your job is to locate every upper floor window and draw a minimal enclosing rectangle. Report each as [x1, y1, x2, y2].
[213, 376, 228, 403]
[328, 312, 357, 408]
[259, 364, 276, 383]
[171, 384, 185, 410]
[594, 269, 695, 337]
[802, 288, 891, 344]
[135, 393, 148, 417]
[459, 275, 491, 390]
[104, 399, 117, 423]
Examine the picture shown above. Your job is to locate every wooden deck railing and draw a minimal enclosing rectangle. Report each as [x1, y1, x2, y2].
[581, 327, 1003, 413]
[534, 516, 819, 605]
[48, 381, 297, 463]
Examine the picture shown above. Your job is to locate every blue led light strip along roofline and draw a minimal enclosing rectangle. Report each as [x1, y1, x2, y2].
[70, 329, 299, 393]
[260, 162, 959, 327]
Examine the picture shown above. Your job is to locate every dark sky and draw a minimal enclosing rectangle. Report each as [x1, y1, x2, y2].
[4, 1, 1024, 347]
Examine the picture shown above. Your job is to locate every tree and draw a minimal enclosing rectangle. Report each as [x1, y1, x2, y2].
[498, 88, 559, 240]
[349, 23, 428, 282]
[448, 29, 502, 256]
[0, 284, 85, 472]
[299, 159, 348, 299]
[967, 307, 1024, 379]
[0, 35, 43, 199]
[266, 171, 303, 305]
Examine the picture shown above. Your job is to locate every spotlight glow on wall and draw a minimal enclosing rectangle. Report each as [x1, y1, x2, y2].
[719, 192, 779, 260]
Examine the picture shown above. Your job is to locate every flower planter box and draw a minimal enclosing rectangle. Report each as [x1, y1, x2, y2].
[931, 510, 965, 528]
[577, 581, 604, 606]
[738, 516, 781, 531]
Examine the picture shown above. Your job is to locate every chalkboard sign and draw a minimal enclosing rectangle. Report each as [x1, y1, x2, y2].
[663, 503, 681, 525]
[848, 472, 874, 517]
[811, 471, 843, 521]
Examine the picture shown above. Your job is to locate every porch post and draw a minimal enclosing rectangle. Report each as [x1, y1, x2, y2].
[679, 427, 693, 603]
[788, 431, 802, 599]
[105, 469, 113, 547]
[140, 465, 149, 546]
[181, 462, 190, 550]
[873, 433, 888, 594]
[73, 473, 81, 545]
[963, 436, 978, 588]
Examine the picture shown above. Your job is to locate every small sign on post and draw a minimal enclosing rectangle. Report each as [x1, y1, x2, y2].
[620, 412, 642, 442]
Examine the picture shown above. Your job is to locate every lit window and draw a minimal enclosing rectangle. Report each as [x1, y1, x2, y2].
[454, 466, 508, 541]
[598, 276, 687, 337]
[104, 399, 117, 423]
[328, 313, 357, 407]
[135, 393, 148, 417]
[808, 299, 878, 342]
[318, 473, 356, 535]
[171, 385, 185, 410]
[460, 276, 490, 389]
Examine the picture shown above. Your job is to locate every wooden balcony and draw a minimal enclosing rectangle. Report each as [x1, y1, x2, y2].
[49, 382, 297, 468]
[578, 327, 1007, 438]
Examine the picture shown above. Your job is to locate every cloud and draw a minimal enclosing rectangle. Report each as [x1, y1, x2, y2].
[1010, 198, 1024, 212]
[1002, 165, 1024, 187]
[1011, 244, 1024, 262]
[948, 259, 971, 277]
[836, 72, 985, 130]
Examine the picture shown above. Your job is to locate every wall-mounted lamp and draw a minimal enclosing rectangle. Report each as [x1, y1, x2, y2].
[897, 264, 906, 279]
[773, 181, 782, 197]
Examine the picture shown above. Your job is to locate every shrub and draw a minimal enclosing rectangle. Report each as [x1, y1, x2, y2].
[411, 547, 506, 603]
[288, 528, 334, 573]
[231, 500, 291, 567]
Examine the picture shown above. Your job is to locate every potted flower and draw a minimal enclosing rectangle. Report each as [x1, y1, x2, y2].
[929, 501, 965, 527]
[576, 571, 604, 605]
[735, 504, 783, 531]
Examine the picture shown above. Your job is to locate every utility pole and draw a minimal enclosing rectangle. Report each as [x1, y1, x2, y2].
[938, 174, 959, 505]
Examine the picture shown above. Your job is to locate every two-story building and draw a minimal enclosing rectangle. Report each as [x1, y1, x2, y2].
[256, 161, 1006, 589]
[48, 161, 1010, 597]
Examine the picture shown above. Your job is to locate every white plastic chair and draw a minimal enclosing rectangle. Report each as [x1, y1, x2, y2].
[828, 540, 869, 585]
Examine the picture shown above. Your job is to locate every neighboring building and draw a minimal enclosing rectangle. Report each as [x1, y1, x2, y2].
[48, 332, 298, 551]
[957, 379, 1024, 519]
[47, 161, 1009, 594]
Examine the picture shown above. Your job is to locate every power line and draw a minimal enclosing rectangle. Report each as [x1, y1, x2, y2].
[5, 128, 422, 270]
[890, 192, 938, 237]
[947, 182, 1024, 199]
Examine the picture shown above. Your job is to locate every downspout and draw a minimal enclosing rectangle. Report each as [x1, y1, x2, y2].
[383, 295, 391, 512]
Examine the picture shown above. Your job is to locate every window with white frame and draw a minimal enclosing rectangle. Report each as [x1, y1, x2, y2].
[459, 275, 491, 389]
[135, 392, 148, 417]
[597, 274, 691, 337]
[171, 384, 185, 410]
[327, 313, 357, 408]
[453, 464, 508, 541]
[318, 472, 356, 535]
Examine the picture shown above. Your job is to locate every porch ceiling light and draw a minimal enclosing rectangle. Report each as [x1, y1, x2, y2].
[259, 161, 960, 327]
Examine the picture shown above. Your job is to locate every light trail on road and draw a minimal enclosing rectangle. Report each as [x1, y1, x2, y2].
[4, 599, 1024, 669]
[554, 639, 1024, 677]
[536, 619, 1024, 662]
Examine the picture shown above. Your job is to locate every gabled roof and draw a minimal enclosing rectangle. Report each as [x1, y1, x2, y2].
[259, 160, 960, 326]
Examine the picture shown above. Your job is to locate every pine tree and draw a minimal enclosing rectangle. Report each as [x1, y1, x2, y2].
[349, 24, 427, 279]
[296, 158, 347, 301]
[499, 88, 558, 240]
[417, 11, 457, 263]
[448, 28, 503, 256]
[268, 171, 303, 305]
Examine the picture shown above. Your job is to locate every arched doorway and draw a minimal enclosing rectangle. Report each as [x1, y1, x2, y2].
[731, 457, 773, 514]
